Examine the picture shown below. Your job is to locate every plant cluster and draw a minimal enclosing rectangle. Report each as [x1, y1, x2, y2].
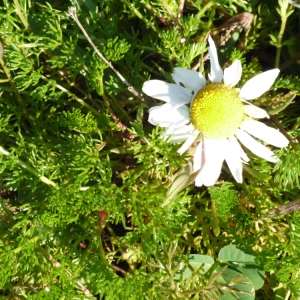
[1, 0, 300, 299]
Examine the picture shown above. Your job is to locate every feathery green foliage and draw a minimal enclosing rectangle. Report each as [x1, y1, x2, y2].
[0, 0, 300, 299]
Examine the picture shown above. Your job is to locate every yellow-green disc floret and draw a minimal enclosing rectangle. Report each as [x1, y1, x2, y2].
[191, 83, 245, 139]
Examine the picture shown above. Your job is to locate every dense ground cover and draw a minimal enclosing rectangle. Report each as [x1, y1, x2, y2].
[1, 0, 300, 299]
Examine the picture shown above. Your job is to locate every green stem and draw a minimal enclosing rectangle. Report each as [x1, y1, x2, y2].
[122, 0, 158, 32]
[270, 115, 297, 151]
[0, 146, 58, 189]
[198, 1, 215, 17]
[41, 75, 102, 118]
[275, 16, 287, 68]
[13, 0, 29, 29]
[68, 7, 145, 102]
[0, 44, 27, 113]
[275, 0, 294, 68]
[0, 43, 34, 130]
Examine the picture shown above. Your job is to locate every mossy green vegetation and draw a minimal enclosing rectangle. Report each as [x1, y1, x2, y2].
[0, 0, 300, 298]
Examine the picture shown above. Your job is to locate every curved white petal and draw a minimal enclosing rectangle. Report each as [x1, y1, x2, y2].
[235, 129, 279, 162]
[178, 129, 200, 155]
[193, 137, 205, 186]
[243, 104, 269, 119]
[143, 80, 192, 104]
[172, 67, 206, 92]
[194, 140, 204, 186]
[160, 122, 193, 143]
[160, 124, 195, 143]
[163, 124, 195, 136]
[224, 60, 242, 87]
[163, 133, 192, 143]
[224, 138, 243, 183]
[240, 119, 289, 147]
[194, 139, 203, 170]
[239, 69, 280, 100]
[208, 35, 223, 83]
[148, 104, 190, 127]
[161, 132, 191, 143]
[229, 136, 249, 163]
[195, 138, 226, 186]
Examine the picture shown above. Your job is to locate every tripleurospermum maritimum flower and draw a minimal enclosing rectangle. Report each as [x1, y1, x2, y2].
[143, 36, 289, 187]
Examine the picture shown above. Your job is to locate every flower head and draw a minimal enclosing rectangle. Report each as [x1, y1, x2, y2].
[142, 36, 289, 186]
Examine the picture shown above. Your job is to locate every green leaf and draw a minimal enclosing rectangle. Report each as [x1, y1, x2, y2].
[176, 254, 214, 280]
[218, 245, 265, 290]
[211, 267, 255, 300]
[82, 0, 97, 12]
[219, 245, 256, 264]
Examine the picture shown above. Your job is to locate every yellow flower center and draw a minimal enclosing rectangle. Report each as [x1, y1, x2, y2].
[191, 83, 245, 139]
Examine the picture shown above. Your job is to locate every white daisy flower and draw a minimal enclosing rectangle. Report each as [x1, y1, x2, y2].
[142, 36, 289, 187]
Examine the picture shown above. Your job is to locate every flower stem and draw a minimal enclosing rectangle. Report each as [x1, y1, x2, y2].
[275, 18, 287, 68]
[275, 0, 294, 68]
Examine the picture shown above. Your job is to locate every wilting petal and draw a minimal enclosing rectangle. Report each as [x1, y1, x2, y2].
[236, 129, 279, 162]
[172, 68, 206, 91]
[239, 69, 280, 100]
[225, 138, 243, 183]
[240, 119, 289, 147]
[208, 35, 223, 83]
[178, 129, 200, 155]
[243, 104, 269, 119]
[195, 138, 226, 186]
[224, 60, 242, 87]
[143, 80, 192, 104]
[148, 104, 190, 127]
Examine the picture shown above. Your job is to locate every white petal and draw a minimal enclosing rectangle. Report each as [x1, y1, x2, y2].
[161, 122, 194, 142]
[160, 125, 195, 143]
[164, 133, 192, 143]
[235, 129, 279, 162]
[148, 104, 190, 127]
[194, 140, 203, 170]
[225, 138, 243, 183]
[224, 60, 242, 87]
[178, 129, 199, 155]
[161, 132, 190, 143]
[172, 68, 206, 92]
[163, 124, 194, 136]
[243, 104, 269, 119]
[195, 138, 226, 186]
[195, 176, 204, 187]
[240, 119, 289, 148]
[239, 69, 280, 100]
[229, 136, 249, 163]
[194, 140, 204, 186]
[142, 80, 192, 104]
[208, 35, 223, 83]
